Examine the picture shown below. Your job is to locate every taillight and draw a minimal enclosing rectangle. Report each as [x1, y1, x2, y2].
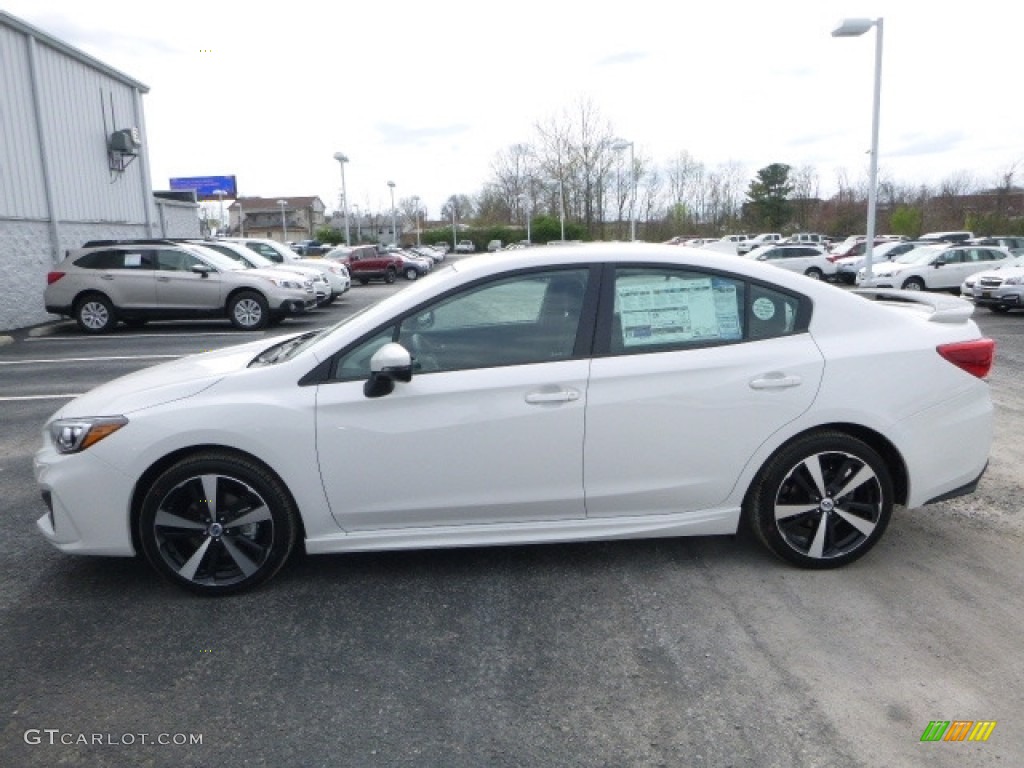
[937, 339, 995, 379]
[46, 271, 66, 285]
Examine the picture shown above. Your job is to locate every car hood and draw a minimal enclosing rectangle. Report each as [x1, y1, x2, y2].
[52, 338, 273, 419]
[866, 262, 907, 276]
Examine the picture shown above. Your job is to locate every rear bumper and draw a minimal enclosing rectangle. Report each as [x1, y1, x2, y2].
[924, 461, 987, 505]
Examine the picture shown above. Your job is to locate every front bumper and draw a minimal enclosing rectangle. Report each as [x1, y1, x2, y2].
[973, 288, 1023, 308]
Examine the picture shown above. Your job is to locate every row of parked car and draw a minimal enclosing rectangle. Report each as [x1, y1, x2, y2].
[42, 237, 461, 334]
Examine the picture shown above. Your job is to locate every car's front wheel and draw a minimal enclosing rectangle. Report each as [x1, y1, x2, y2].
[747, 431, 893, 569]
[901, 277, 925, 291]
[229, 291, 270, 330]
[988, 305, 1010, 313]
[804, 268, 824, 280]
[404, 267, 419, 281]
[138, 452, 298, 595]
[75, 293, 116, 333]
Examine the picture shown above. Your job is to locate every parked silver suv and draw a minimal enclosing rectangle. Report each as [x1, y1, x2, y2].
[45, 239, 317, 333]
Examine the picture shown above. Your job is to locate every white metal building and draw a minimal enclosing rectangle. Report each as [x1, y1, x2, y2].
[0, 11, 200, 331]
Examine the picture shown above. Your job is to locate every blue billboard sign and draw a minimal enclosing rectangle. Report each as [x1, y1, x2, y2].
[169, 175, 238, 201]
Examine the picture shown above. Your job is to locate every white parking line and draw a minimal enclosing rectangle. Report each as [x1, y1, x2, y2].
[0, 355, 180, 366]
[27, 332, 255, 341]
[0, 394, 82, 401]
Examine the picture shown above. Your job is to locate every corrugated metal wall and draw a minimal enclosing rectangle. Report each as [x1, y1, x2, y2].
[0, 25, 48, 219]
[1, 17, 149, 225]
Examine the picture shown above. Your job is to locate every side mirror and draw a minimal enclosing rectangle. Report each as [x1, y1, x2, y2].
[933, 259, 946, 268]
[364, 343, 413, 398]
[191, 264, 213, 278]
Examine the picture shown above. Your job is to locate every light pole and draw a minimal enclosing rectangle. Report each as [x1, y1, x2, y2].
[519, 195, 532, 245]
[550, 177, 565, 241]
[276, 199, 288, 243]
[213, 189, 225, 236]
[833, 17, 883, 282]
[352, 204, 361, 243]
[412, 195, 421, 246]
[333, 152, 351, 246]
[387, 180, 397, 246]
[611, 139, 636, 241]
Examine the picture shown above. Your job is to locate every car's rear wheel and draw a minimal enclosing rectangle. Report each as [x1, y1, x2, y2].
[404, 267, 419, 281]
[358, 277, 370, 286]
[804, 268, 824, 280]
[385, 268, 397, 284]
[229, 291, 270, 330]
[75, 293, 116, 333]
[319, 292, 337, 306]
[747, 431, 893, 569]
[138, 452, 297, 596]
[901, 277, 925, 291]
[988, 305, 1009, 313]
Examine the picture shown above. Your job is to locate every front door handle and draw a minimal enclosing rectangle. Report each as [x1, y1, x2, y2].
[749, 374, 802, 390]
[525, 389, 580, 404]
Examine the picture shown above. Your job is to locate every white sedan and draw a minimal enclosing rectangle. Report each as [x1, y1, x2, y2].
[35, 244, 994, 595]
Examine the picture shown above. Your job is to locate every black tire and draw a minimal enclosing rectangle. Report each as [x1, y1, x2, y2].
[228, 291, 270, 330]
[75, 293, 116, 334]
[901, 277, 925, 291]
[404, 267, 419, 281]
[319, 292, 337, 306]
[385, 268, 397, 284]
[746, 431, 893, 569]
[988, 305, 1010, 313]
[138, 451, 298, 596]
[358, 277, 370, 286]
[804, 268, 823, 280]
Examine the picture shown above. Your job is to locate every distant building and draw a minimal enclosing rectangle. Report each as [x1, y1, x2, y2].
[229, 197, 326, 242]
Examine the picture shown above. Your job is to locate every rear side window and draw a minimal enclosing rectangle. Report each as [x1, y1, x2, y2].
[74, 249, 153, 269]
[607, 267, 807, 354]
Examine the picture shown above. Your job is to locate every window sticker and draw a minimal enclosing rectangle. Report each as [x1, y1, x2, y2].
[752, 297, 776, 321]
[124, 253, 143, 268]
[617, 275, 741, 347]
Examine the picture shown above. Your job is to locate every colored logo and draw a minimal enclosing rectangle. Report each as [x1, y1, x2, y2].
[920, 721, 997, 742]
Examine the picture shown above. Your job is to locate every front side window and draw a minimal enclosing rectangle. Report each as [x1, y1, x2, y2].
[396, 269, 590, 373]
[330, 269, 591, 381]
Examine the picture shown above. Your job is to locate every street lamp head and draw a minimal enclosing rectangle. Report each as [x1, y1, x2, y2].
[832, 18, 877, 37]
[387, 180, 396, 189]
[334, 152, 349, 163]
[610, 139, 632, 151]
[276, 199, 287, 207]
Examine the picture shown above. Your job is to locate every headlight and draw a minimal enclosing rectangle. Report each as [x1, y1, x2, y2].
[49, 416, 128, 454]
[263, 277, 302, 289]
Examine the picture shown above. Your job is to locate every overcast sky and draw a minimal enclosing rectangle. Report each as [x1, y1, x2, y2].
[7, 0, 1023, 221]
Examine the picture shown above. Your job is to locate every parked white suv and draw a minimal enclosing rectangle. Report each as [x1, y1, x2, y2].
[857, 244, 1012, 291]
[223, 237, 350, 304]
[745, 244, 836, 280]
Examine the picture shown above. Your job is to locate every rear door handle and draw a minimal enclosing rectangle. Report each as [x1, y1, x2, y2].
[749, 374, 802, 390]
[525, 389, 580, 404]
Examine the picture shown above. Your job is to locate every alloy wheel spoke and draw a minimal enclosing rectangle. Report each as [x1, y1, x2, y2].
[226, 504, 272, 528]
[178, 536, 213, 581]
[833, 465, 877, 501]
[775, 503, 819, 521]
[200, 475, 219, 519]
[801, 456, 827, 498]
[807, 513, 828, 558]
[834, 507, 877, 537]
[155, 509, 207, 531]
[221, 536, 261, 577]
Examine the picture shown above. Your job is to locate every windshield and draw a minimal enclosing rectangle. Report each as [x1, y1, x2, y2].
[183, 244, 246, 271]
[893, 246, 943, 265]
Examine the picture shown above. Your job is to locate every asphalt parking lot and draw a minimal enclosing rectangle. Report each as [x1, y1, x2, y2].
[1, 273, 1022, 767]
